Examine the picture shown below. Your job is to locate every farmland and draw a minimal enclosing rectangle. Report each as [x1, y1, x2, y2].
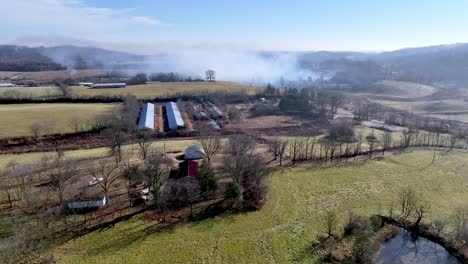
[71, 81, 261, 99]
[0, 86, 62, 99]
[54, 150, 468, 263]
[0, 103, 119, 138]
[363, 80, 438, 98]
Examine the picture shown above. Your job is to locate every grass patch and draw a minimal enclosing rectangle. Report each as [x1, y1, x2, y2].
[53, 151, 468, 263]
[0, 103, 119, 138]
[367, 80, 437, 98]
[70, 82, 261, 99]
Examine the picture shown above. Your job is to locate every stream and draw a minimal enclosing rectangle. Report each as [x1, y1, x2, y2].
[376, 228, 462, 264]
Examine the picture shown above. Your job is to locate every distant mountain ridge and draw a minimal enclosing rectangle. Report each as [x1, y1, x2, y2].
[2, 43, 468, 85]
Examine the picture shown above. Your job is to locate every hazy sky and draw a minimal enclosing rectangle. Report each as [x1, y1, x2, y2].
[3, 0, 468, 53]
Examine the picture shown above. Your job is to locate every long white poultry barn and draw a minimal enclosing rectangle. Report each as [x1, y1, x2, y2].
[165, 102, 185, 130]
[138, 103, 155, 130]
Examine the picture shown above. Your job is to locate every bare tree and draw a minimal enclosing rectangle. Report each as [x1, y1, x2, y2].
[70, 116, 84, 134]
[135, 131, 152, 161]
[398, 187, 417, 219]
[322, 210, 338, 238]
[382, 131, 393, 155]
[103, 121, 126, 163]
[42, 151, 78, 209]
[205, 69, 216, 82]
[452, 206, 468, 240]
[179, 177, 200, 217]
[199, 133, 222, 163]
[278, 139, 289, 166]
[90, 161, 120, 201]
[413, 199, 431, 229]
[143, 149, 168, 207]
[366, 132, 378, 158]
[29, 123, 42, 139]
[268, 137, 282, 161]
[433, 218, 447, 236]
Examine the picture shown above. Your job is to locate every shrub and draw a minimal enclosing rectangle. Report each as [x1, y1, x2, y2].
[224, 182, 240, 200]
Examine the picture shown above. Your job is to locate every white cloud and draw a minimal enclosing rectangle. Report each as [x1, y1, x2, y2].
[133, 16, 161, 25]
[0, 0, 160, 39]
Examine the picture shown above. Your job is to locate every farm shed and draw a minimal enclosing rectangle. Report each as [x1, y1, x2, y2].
[92, 83, 126, 89]
[370, 120, 398, 132]
[78, 82, 93, 87]
[184, 145, 206, 160]
[138, 102, 155, 130]
[179, 160, 199, 177]
[67, 197, 107, 210]
[165, 102, 185, 130]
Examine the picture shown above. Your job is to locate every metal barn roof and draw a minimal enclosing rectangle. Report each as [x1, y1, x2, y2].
[184, 145, 206, 160]
[92, 83, 126, 88]
[138, 103, 155, 130]
[67, 197, 106, 209]
[165, 102, 185, 130]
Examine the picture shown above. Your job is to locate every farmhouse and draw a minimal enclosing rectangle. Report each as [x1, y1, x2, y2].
[138, 102, 155, 130]
[165, 102, 185, 130]
[92, 83, 126, 89]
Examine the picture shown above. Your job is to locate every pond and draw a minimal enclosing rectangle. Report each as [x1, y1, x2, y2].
[376, 228, 462, 264]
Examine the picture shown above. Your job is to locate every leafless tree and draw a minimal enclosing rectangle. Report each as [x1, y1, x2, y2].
[366, 132, 378, 158]
[452, 206, 468, 240]
[179, 177, 200, 217]
[70, 116, 84, 134]
[30, 123, 42, 139]
[135, 131, 152, 161]
[90, 161, 120, 201]
[42, 151, 78, 209]
[432, 218, 447, 236]
[278, 139, 289, 166]
[205, 69, 216, 81]
[382, 131, 393, 155]
[413, 199, 431, 228]
[398, 187, 417, 219]
[103, 121, 126, 163]
[268, 137, 282, 161]
[199, 133, 222, 163]
[322, 210, 338, 238]
[143, 149, 168, 207]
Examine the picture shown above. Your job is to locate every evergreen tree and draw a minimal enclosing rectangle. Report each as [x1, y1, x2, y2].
[198, 159, 218, 195]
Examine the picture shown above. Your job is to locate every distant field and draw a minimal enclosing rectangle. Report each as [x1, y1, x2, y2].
[0, 69, 108, 81]
[0, 86, 61, 99]
[364, 80, 437, 98]
[54, 151, 468, 263]
[0, 103, 119, 138]
[375, 99, 468, 113]
[71, 81, 261, 99]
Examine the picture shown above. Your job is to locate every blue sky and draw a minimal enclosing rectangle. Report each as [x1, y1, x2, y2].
[3, 0, 468, 53]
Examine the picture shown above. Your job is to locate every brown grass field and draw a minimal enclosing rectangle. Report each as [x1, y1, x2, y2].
[0, 103, 119, 138]
[71, 81, 261, 99]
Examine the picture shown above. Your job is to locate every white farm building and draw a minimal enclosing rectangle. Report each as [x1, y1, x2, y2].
[138, 103, 155, 130]
[92, 83, 126, 89]
[165, 102, 185, 130]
